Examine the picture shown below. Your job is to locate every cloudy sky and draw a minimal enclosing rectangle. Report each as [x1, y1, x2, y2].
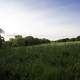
[0, 0, 80, 40]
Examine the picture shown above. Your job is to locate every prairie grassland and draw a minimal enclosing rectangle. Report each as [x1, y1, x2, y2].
[0, 41, 80, 80]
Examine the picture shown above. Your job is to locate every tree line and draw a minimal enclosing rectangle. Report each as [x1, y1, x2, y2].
[0, 28, 80, 47]
[56, 36, 80, 42]
[0, 35, 50, 48]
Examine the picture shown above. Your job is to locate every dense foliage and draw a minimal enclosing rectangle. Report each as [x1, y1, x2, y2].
[0, 35, 5, 47]
[56, 36, 80, 42]
[0, 35, 50, 47]
[0, 42, 80, 80]
[0, 35, 80, 47]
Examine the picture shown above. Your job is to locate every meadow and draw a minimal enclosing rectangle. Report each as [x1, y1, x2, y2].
[0, 41, 80, 80]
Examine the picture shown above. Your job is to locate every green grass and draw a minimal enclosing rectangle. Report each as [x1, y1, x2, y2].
[0, 41, 80, 80]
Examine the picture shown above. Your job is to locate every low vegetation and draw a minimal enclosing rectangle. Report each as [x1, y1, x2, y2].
[0, 41, 80, 80]
[0, 34, 80, 80]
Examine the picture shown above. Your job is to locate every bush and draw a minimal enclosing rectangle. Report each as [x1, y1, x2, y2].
[6, 35, 50, 47]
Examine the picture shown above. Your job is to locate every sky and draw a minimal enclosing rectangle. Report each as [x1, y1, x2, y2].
[0, 0, 80, 40]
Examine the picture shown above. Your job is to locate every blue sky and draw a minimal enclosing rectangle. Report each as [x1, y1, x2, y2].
[0, 0, 80, 40]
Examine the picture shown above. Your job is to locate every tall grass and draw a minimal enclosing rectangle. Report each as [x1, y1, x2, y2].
[0, 41, 80, 80]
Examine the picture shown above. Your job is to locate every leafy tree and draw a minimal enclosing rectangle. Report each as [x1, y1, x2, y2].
[41, 38, 50, 43]
[0, 35, 4, 47]
[33, 38, 41, 44]
[70, 38, 75, 41]
[9, 38, 15, 47]
[24, 36, 50, 46]
[0, 28, 5, 47]
[77, 36, 80, 39]
[10, 35, 24, 47]
[6, 35, 50, 47]
[76, 36, 80, 41]
[57, 38, 69, 42]
[24, 36, 34, 45]
[15, 35, 22, 39]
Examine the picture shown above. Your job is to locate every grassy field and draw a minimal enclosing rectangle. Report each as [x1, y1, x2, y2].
[0, 41, 80, 80]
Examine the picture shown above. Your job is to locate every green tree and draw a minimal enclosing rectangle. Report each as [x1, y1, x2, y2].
[15, 35, 24, 46]
[0, 35, 4, 47]
[76, 36, 80, 41]
[24, 36, 34, 45]
[0, 28, 5, 47]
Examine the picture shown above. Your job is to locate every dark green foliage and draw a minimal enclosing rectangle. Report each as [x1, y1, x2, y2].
[24, 36, 35, 45]
[0, 35, 5, 47]
[6, 35, 50, 47]
[57, 35, 80, 42]
[76, 36, 80, 41]
[24, 36, 50, 46]
[70, 38, 76, 41]
[57, 38, 69, 42]
[0, 42, 80, 80]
